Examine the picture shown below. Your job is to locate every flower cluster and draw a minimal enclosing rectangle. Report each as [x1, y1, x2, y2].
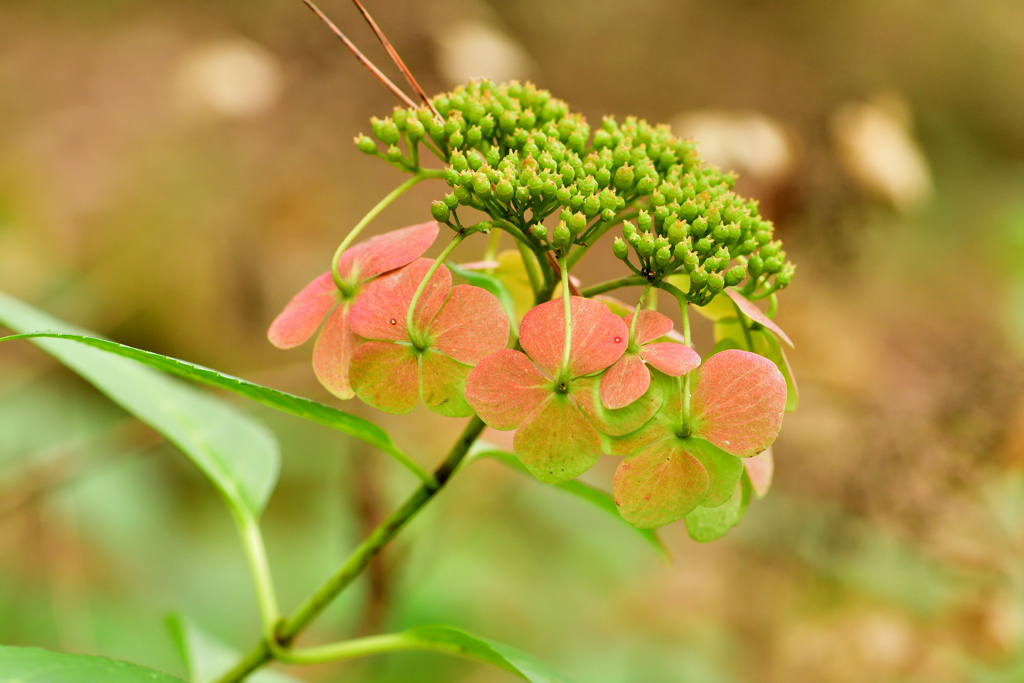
[271, 79, 798, 537]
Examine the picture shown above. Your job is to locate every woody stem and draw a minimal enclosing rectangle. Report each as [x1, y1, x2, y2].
[405, 233, 465, 343]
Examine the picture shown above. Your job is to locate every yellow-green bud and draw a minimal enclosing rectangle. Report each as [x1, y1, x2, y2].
[613, 237, 629, 260]
[707, 272, 725, 292]
[724, 264, 747, 287]
[430, 200, 450, 222]
[355, 134, 377, 155]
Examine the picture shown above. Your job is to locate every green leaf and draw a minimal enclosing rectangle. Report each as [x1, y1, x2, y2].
[0, 330, 416, 477]
[167, 615, 300, 683]
[0, 644, 184, 683]
[402, 624, 573, 683]
[448, 261, 519, 336]
[684, 481, 745, 542]
[468, 444, 668, 559]
[0, 292, 278, 517]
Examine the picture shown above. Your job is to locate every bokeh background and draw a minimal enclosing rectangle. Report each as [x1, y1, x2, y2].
[3, 0, 1024, 681]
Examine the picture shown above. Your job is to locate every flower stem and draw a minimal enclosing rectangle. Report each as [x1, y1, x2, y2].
[628, 283, 652, 348]
[559, 254, 573, 377]
[580, 275, 647, 297]
[232, 509, 279, 636]
[211, 417, 488, 683]
[330, 170, 443, 290]
[681, 297, 693, 424]
[405, 233, 465, 341]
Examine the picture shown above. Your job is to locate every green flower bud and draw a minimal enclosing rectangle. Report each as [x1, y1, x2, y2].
[599, 188, 618, 212]
[655, 246, 672, 267]
[713, 221, 730, 241]
[355, 134, 377, 155]
[613, 237, 629, 260]
[499, 109, 518, 133]
[531, 223, 549, 241]
[715, 247, 731, 263]
[467, 150, 485, 171]
[515, 185, 530, 202]
[650, 191, 666, 207]
[724, 264, 747, 287]
[528, 174, 544, 196]
[496, 178, 514, 201]
[579, 175, 598, 195]
[655, 235, 670, 251]
[601, 208, 616, 222]
[485, 147, 501, 167]
[691, 216, 708, 237]
[747, 255, 765, 277]
[775, 263, 795, 287]
[706, 272, 725, 292]
[637, 210, 652, 232]
[570, 193, 585, 212]
[595, 167, 612, 188]
[667, 219, 688, 245]
[406, 118, 425, 140]
[762, 241, 782, 258]
[636, 174, 657, 194]
[690, 266, 708, 286]
[519, 108, 537, 129]
[428, 119, 445, 140]
[680, 199, 698, 221]
[554, 221, 572, 250]
[556, 186, 571, 203]
[444, 116, 461, 137]
[443, 192, 459, 209]
[755, 230, 771, 246]
[393, 108, 408, 130]
[638, 233, 656, 259]
[450, 150, 468, 172]
[542, 178, 558, 198]
[584, 194, 602, 218]
[449, 131, 465, 148]
[703, 256, 720, 271]
[613, 165, 635, 191]
[454, 184, 471, 204]
[593, 129, 613, 148]
[764, 256, 783, 273]
[430, 200, 450, 222]
[696, 236, 714, 254]
[569, 212, 587, 232]
[473, 173, 491, 196]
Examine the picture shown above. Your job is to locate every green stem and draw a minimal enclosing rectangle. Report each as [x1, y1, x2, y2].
[680, 297, 693, 425]
[515, 240, 544, 298]
[558, 255, 572, 377]
[580, 275, 647, 297]
[212, 417, 488, 683]
[330, 171, 443, 290]
[482, 230, 501, 272]
[628, 283, 652, 348]
[733, 301, 755, 351]
[406, 233, 465, 342]
[232, 509, 279, 636]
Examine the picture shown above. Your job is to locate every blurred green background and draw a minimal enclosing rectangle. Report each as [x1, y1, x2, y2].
[3, 0, 1024, 681]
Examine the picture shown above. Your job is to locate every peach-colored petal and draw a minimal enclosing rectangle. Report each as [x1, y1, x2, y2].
[599, 353, 650, 410]
[349, 342, 420, 414]
[623, 310, 674, 346]
[312, 301, 358, 399]
[268, 272, 339, 349]
[420, 349, 474, 417]
[465, 349, 550, 430]
[337, 221, 440, 284]
[428, 285, 510, 365]
[613, 440, 709, 529]
[690, 349, 787, 457]
[744, 447, 774, 498]
[724, 288, 793, 347]
[520, 297, 628, 378]
[349, 259, 451, 342]
[640, 342, 701, 376]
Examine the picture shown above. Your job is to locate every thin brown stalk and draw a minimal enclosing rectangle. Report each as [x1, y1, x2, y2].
[299, 0, 418, 110]
[349, 0, 442, 119]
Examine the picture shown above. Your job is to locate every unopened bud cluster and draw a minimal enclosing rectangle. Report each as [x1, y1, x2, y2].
[359, 79, 794, 299]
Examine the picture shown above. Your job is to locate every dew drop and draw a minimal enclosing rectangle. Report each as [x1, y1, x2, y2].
[389, 318, 397, 325]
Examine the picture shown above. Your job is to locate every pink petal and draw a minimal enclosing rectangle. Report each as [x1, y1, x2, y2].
[312, 301, 358, 399]
[428, 285, 510, 365]
[622, 310, 674, 346]
[267, 272, 339, 349]
[349, 341, 420, 414]
[465, 349, 551, 430]
[724, 288, 793, 348]
[519, 297, 628, 378]
[420, 349, 474, 417]
[640, 342, 701, 376]
[599, 353, 651, 410]
[613, 440, 710, 529]
[349, 258, 451, 342]
[337, 221, 440, 284]
[690, 349, 787, 457]
[744, 447, 774, 498]
[513, 393, 602, 483]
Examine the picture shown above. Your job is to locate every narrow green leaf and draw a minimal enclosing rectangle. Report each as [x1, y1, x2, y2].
[404, 625, 573, 683]
[0, 644, 183, 683]
[448, 261, 519, 336]
[468, 444, 668, 559]
[0, 330, 420, 481]
[167, 615, 300, 683]
[0, 292, 278, 517]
